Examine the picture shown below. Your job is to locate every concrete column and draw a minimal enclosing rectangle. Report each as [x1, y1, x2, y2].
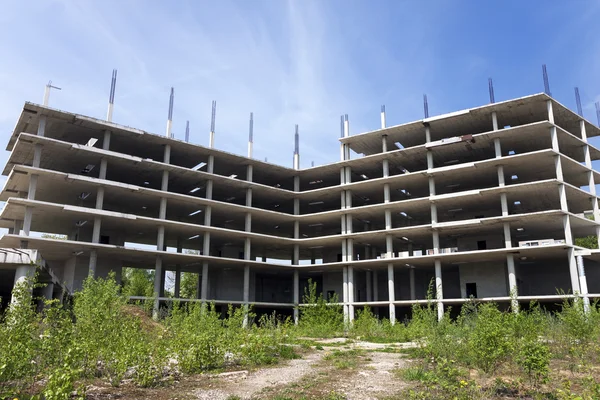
[103, 130, 111, 150]
[435, 259, 443, 321]
[431, 203, 438, 224]
[432, 230, 440, 254]
[88, 251, 97, 278]
[196, 272, 201, 299]
[33, 144, 42, 168]
[243, 265, 250, 327]
[27, 174, 38, 200]
[366, 271, 372, 302]
[293, 270, 299, 324]
[11, 265, 36, 304]
[342, 266, 349, 323]
[201, 263, 208, 301]
[174, 266, 181, 298]
[507, 254, 518, 313]
[576, 255, 590, 313]
[503, 222, 512, 248]
[567, 247, 581, 294]
[494, 138, 502, 158]
[22, 207, 33, 236]
[550, 127, 559, 152]
[373, 270, 379, 302]
[37, 115, 46, 137]
[385, 234, 393, 258]
[547, 99, 555, 124]
[41, 282, 54, 305]
[497, 165, 505, 186]
[492, 111, 499, 131]
[387, 264, 395, 324]
[426, 152, 434, 169]
[425, 125, 431, 143]
[153, 256, 162, 319]
[500, 193, 508, 216]
[348, 266, 354, 322]
[409, 267, 416, 300]
[156, 226, 165, 252]
[96, 187, 105, 209]
[99, 158, 108, 180]
[428, 177, 436, 196]
[382, 159, 389, 178]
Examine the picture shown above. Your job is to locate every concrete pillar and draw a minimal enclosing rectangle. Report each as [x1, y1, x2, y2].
[426, 151, 434, 169]
[431, 203, 438, 223]
[494, 138, 502, 158]
[293, 270, 299, 324]
[153, 256, 163, 320]
[547, 99, 555, 124]
[425, 125, 431, 143]
[387, 264, 395, 324]
[497, 165, 505, 187]
[507, 254, 518, 313]
[156, 226, 165, 252]
[373, 270, 379, 302]
[37, 115, 47, 137]
[103, 130, 111, 150]
[201, 262, 208, 301]
[576, 255, 590, 313]
[243, 265, 250, 327]
[492, 111, 498, 131]
[348, 266, 354, 322]
[500, 193, 508, 216]
[435, 259, 443, 321]
[366, 271, 372, 302]
[33, 144, 42, 168]
[503, 222, 512, 248]
[96, 187, 105, 209]
[432, 230, 440, 254]
[567, 247, 581, 294]
[11, 265, 36, 304]
[22, 206, 33, 236]
[27, 174, 38, 200]
[42, 283, 54, 300]
[88, 251, 97, 278]
[409, 267, 416, 300]
[99, 158, 108, 180]
[382, 159, 389, 178]
[174, 266, 181, 298]
[342, 266, 349, 323]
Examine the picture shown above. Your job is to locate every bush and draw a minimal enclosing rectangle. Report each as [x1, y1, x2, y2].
[516, 338, 550, 386]
[297, 279, 344, 337]
[465, 303, 513, 373]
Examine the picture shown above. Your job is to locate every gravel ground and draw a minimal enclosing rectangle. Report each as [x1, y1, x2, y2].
[193, 350, 325, 400]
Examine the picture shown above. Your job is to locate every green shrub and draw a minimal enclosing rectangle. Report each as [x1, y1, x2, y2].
[298, 279, 344, 337]
[516, 338, 550, 386]
[466, 303, 513, 373]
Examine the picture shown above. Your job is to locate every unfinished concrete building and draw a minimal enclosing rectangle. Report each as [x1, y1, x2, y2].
[1, 90, 600, 321]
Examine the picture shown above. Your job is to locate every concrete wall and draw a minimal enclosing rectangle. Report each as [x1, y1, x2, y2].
[459, 262, 507, 298]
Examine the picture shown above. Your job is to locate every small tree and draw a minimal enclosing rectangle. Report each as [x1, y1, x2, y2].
[298, 279, 343, 337]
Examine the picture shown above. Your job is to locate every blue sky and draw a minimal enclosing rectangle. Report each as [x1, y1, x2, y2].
[0, 0, 599, 169]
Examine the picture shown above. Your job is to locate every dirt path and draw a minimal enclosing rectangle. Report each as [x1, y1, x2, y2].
[85, 342, 412, 399]
[335, 351, 408, 400]
[193, 350, 325, 400]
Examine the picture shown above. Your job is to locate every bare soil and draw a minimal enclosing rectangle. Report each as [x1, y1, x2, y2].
[84, 340, 410, 400]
